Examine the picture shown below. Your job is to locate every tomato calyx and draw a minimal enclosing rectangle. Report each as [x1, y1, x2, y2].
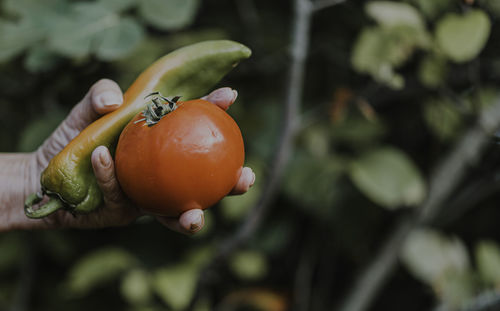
[135, 92, 181, 127]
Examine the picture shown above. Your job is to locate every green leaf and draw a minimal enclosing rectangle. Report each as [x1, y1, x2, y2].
[18, 109, 66, 152]
[437, 270, 476, 308]
[66, 247, 138, 296]
[351, 26, 429, 89]
[47, 3, 113, 58]
[95, 17, 144, 61]
[153, 264, 198, 310]
[120, 269, 153, 306]
[436, 10, 491, 63]
[99, 0, 137, 12]
[283, 152, 344, 215]
[418, 54, 448, 89]
[48, 2, 143, 60]
[401, 229, 470, 284]
[151, 245, 214, 310]
[138, 0, 200, 31]
[0, 20, 43, 62]
[1, 0, 70, 62]
[409, 0, 454, 20]
[366, 1, 425, 29]
[348, 147, 426, 209]
[475, 240, 500, 286]
[423, 98, 462, 141]
[229, 250, 268, 281]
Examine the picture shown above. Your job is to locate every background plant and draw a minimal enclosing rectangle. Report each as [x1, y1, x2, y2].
[3, 0, 500, 310]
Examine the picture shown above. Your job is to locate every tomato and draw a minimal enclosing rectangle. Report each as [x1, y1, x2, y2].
[115, 98, 245, 217]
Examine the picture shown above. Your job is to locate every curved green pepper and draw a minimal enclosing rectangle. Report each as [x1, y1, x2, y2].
[25, 40, 251, 219]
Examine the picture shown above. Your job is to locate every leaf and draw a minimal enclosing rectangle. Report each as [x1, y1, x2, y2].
[475, 240, 500, 286]
[138, 0, 200, 31]
[95, 17, 144, 61]
[302, 124, 330, 157]
[409, 0, 454, 20]
[401, 229, 470, 284]
[436, 10, 491, 63]
[48, 2, 114, 58]
[418, 54, 448, 89]
[0, 0, 69, 62]
[2, 0, 69, 19]
[348, 147, 426, 209]
[436, 270, 476, 308]
[0, 20, 43, 62]
[120, 269, 153, 306]
[66, 247, 137, 296]
[229, 250, 268, 281]
[48, 2, 144, 60]
[283, 151, 344, 216]
[99, 0, 137, 12]
[152, 245, 214, 310]
[423, 98, 463, 141]
[351, 26, 429, 89]
[153, 264, 198, 310]
[365, 1, 425, 29]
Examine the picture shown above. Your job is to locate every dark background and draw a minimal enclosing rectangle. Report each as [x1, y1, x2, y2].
[2, 0, 500, 310]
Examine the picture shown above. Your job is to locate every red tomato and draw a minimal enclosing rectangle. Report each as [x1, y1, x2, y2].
[115, 99, 245, 217]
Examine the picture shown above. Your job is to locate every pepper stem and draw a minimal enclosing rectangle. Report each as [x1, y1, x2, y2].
[24, 193, 65, 219]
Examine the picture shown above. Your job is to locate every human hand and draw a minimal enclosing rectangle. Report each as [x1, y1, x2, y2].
[13, 79, 254, 233]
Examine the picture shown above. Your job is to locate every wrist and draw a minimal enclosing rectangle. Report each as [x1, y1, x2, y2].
[0, 153, 38, 231]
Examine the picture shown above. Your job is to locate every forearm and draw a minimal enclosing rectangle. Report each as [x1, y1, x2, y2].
[0, 153, 38, 231]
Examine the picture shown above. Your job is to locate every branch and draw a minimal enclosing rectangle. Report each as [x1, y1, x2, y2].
[313, 0, 347, 12]
[293, 231, 319, 311]
[338, 98, 500, 311]
[186, 0, 314, 308]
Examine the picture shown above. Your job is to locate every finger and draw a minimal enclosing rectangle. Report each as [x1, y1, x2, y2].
[201, 87, 238, 111]
[229, 167, 255, 195]
[91, 146, 127, 209]
[156, 209, 205, 235]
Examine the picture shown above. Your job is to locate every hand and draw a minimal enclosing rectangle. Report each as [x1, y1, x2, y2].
[8, 79, 255, 233]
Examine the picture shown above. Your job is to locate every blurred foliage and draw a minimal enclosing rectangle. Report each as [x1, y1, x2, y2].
[3, 0, 500, 310]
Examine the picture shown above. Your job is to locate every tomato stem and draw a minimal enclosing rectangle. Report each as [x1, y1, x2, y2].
[135, 93, 181, 127]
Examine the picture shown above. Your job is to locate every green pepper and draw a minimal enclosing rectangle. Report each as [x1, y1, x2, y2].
[24, 40, 251, 219]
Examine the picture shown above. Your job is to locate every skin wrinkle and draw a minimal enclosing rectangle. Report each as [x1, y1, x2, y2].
[0, 154, 32, 231]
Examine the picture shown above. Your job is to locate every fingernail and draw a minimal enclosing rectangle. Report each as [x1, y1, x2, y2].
[232, 90, 238, 102]
[187, 210, 204, 233]
[250, 171, 256, 187]
[99, 149, 111, 167]
[97, 91, 122, 109]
